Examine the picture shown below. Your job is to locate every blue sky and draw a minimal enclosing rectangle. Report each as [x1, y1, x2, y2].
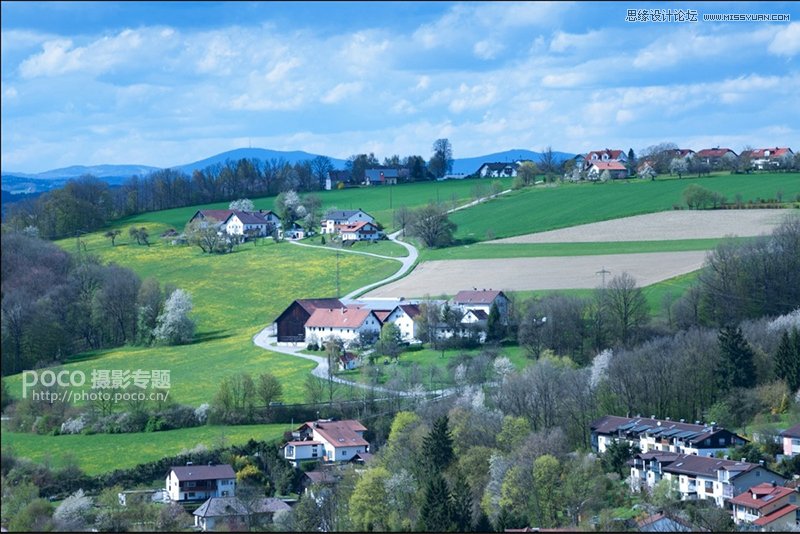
[2, 1, 799, 173]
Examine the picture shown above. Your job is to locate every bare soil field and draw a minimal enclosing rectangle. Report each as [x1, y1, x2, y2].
[485, 209, 795, 244]
[363, 251, 709, 297]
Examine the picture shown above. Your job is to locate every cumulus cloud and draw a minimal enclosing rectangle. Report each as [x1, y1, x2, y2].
[768, 22, 800, 56]
[321, 82, 363, 104]
[473, 39, 504, 60]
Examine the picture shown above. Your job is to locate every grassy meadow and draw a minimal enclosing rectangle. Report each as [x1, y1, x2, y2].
[1, 424, 289, 475]
[449, 173, 800, 243]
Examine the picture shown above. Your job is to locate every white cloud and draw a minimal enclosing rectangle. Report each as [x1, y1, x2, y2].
[768, 22, 800, 57]
[474, 39, 504, 60]
[265, 58, 302, 83]
[549, 30, 604, 53]
[415, 76, 430, 91]
[541, 71, 587, 88]
[321, 82, 363, 104]
[391, 99, 417, 114]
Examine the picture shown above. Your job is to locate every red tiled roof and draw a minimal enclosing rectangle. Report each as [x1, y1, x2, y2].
[697, 148, 737, 158]
[729, 483, 795, 510]
[781, 422, 800, 438]
[305, 306, 377, 329]
[753, 504, 798, 526]
[194, 209, 234, 222]
[398, 304, 421, 318]
[454, 289, 505, 305]
[586, 149, 624, 160]
[589, 160, 627, 171]
[373, 310, 392, 323]
[295, 299, 346, 315]
[749, 147, 793, 159]
[341, 221, 379, 234]
[300, 419, 369, 448]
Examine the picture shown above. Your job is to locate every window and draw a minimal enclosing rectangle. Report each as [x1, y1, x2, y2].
[342, 450, 347, 456]
[719, 438, 725, 446]
[187, 481, 196, 488]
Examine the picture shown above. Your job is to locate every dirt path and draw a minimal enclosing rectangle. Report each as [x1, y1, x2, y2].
[486, 209, 795, 244]
[363, 250, 709, 297]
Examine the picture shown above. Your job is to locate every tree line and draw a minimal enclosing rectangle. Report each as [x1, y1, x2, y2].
[0, 229, 194, 376]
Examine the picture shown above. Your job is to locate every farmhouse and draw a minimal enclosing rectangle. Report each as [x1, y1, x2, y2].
[575, 149, 627, 171]
[364, 168, 399, 185]
[166, 464, 236, 502]
[304, 306, 382, 347]
[745, 147, 795, 170]
[780, 422, 800, 458]
[340, 220, 384, 242]
[188, 209, 281, 237]
[284, 419, 370, 466]
[383, 303, 421, 342]
[629, 452, 786, 507]
[586, 160, 628, 180]
[477, 162, 518, 178]
[453, 289, 509, 322]
[729, 482, 800, 530]
[321, 209, 375, 235]
[274, 298, 345, 343]
[193, 496, 291, 531]
[590, 415, 747, 456]
[696, 147, 738, 167]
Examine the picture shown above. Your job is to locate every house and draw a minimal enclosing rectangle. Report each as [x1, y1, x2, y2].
[273, 298, 345, 343]
[383, 303, 421, 342]
[453, 289, 509, 321]
[340, 221, 384, 242]
[780, 423, 800, 458]
[636, 512, 695, 532]
[590, 415, 748, 456]
[338, 351, 359, 371]
[325, 170, 352, 190]
[629, 452, 787, 507]
[745, 147, 795, 170]
[284, 419, 369, 466]
[188, 209, 281, 238]
[321, 209, 374, 235]
[193, 496, 291, 531]
[587, 160, 628, 180]
[166, 464, 236, 502]
[730, 482, 800, 529]
[282, 222, 308, 240]
[477, 162, 518, 178]
[696, 147, 738, 168]
[461, 309, 488, 327]
[364, 168, 399, 185]
[575, 149, 628, 171]
[303, 306, 382, 347]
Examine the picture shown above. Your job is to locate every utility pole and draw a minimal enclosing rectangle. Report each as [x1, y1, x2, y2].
[335, 248, 341, 298]
[596, 266, 611, 287]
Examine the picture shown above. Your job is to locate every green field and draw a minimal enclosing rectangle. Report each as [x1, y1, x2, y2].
[307, 237, 410, 258]
[449, 173, 800, 243]
[4, 234, 399, 406]
[113, 177, 513, 232]
[1, 424, 289, 475]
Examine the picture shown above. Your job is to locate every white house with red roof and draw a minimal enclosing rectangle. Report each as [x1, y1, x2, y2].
[383, 303, 421, 342]
[453, 289, 509, 321]
[165, 464, 236, 502]
[696, 147, 738, 167]
[188, 209, 281, 237]
[321, 209, 374, 235]
[304, 306, 381, 346]
[730, 482, 799, 530]
[745, 147, 795, 170]
[780, 423, 800, 458]
[340, 220, 384, 241]
[575, 148, 627, 171]
[284, 419, 370, 466]
[587, 160, 628, 180]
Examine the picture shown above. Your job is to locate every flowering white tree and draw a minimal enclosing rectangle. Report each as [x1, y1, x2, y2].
[493, 356, 515, 382]
[153, 289, 195, 345]
[589, 349, 613, 390]
[229, 198, 255, 211]
[54, 489, 94, 531]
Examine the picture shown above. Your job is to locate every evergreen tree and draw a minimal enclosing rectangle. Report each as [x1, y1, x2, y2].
[422, 415, 455, 475]
[717, 325, 757, 390]
[417, 471, 455, 532]
[775, 328, 800, 392]
[450, 468, 474, 532]
[601, 440, 639, 477]
[486, 302, 504, 342]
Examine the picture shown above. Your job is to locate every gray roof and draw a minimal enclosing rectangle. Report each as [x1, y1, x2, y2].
[323, 209, 368, 221]
[193, 497, 248, 518]
[169, 464, 235, 481]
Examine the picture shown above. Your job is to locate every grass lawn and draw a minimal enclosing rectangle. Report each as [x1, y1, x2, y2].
[419, 237, 748, 261]
[304, 237, 410, 258]
[4, 231, 399, 406]
[449, 173, 800, 243]
[112, 177, 514, 232]
[1, 424, 290, 476]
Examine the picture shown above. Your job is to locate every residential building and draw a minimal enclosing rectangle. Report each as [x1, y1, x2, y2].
[188, 209, 281, 237]
[273, 298, 345, 343]
[340, 220, 384, 241]
[193, 496, 290, 531]
[383, 303, 421, 342]
[453, 289, 509, 321]
[304, 306, 382, 347]
[575, 149, 627, 171]
[284, 419, 369, 466]
[696, 147, 738, 168]
[780, 423, 800, 458]
[587, 160, 628, 180]
[591, 415, 747, 456]
[629, 452, 787, 507]
[730, 482, 799, 530]
[166, 464, 236, 502]
[364, 168, 399, 185]
[325, 170, 352, 190]
[338, 351, 359, 371]
[321, 209, 375, 235]
[477, 162, 519, 178]
[745, 147, 795, 170]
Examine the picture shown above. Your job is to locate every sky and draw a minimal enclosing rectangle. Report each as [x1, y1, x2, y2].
[2, 1, 800, 174]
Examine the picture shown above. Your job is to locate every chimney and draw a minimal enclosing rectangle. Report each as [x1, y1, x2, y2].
[186, 461, 193, 466]
[771, 480, 776, 487]
[695, 421, 701, 425]
[724, 455, 729, 460]
[741, 458, 747, 463]
[651, 415, 656, 419]
[680, 419, 685, 423]
[760, 460, 765, 466]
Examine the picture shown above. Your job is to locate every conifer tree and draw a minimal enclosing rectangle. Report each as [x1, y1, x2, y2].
[775, 328, 800, 392]
[717, 326, 756, 390]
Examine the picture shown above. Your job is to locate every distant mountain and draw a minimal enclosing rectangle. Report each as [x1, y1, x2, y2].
[451, 149, 575, 175]
[35, 164, 160, 180]
[172, 148, 349, 175]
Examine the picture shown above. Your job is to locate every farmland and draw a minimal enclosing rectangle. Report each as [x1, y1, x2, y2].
[2, 424, 289, 475]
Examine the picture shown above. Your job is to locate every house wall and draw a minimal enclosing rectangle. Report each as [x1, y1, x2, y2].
[285, 443, 321, 462]
[305, 316, 381, 347]
[166, 472, 235, 502]
[276, 303, 312, 343]
[386, 309, 418, 342]
[323, 444, 367, 462]
[784, 436, 800, 457]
